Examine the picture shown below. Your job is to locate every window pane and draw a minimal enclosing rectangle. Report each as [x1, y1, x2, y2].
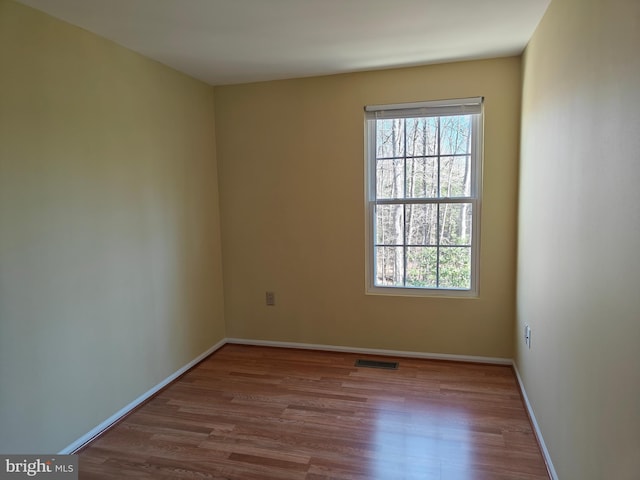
[406, 204, 438, 245]
[375, 246, 404, 286]
[439, 203, 472, 245]
[406, 247, 437, 288]
[440, 115, 472, 155]
[440, 156, 471, 198]
[406, 158, 437, 198]
[376, 119, 405, 158]
[376, 158, 404, 199]
[439, 247, 471, 289]
[376, 205, 404, 245]
[406, 117, 437, 157]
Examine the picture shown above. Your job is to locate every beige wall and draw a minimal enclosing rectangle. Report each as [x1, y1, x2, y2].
[215, 57, 521, 358]
[517, 0, 640, 478]
[0, 0, 225, 453]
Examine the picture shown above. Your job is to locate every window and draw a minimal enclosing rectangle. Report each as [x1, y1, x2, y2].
[365, 97, 483, 296]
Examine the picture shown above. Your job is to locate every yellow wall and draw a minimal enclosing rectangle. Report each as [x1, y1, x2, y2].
[0, 0, 225, 453]
[215, 57, 521, 358]
[517, 0, 640, 478]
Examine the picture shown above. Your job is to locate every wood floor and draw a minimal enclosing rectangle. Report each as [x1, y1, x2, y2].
[79, 344, 549, 479]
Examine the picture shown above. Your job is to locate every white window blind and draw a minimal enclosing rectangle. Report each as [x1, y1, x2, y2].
[365, 97, 483, 119]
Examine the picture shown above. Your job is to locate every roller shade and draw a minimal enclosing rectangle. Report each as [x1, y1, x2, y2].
[365, 97, 483, 119]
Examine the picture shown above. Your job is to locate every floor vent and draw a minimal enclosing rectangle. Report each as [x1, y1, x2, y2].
[355, 359, 398, 370]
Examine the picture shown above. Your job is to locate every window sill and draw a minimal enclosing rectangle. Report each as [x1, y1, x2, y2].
[366, 285, 478, 299]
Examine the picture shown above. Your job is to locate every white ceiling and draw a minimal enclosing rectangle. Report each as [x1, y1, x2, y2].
[16, 0, 551, 86]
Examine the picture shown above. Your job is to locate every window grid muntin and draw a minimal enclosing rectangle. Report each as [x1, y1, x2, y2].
[403, 122, 408, 285]
[377, 153, 469, 160]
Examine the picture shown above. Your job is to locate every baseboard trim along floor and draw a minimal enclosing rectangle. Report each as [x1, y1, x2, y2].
[512, 362, 559, 480]
[225, 337, 513, 365]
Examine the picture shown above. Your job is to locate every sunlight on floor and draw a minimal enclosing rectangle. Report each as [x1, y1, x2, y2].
[371, 404, 472, 479]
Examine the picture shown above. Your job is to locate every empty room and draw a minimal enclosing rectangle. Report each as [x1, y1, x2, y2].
[0, 0, 638, 478]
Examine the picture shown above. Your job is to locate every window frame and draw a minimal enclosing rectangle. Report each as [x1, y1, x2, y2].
[364, 97, 483, 298]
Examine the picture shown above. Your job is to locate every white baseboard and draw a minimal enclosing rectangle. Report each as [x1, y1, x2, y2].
[225, 337, 512, 365]
[512, 362, 558, 480]
[58, 338, 227, 454]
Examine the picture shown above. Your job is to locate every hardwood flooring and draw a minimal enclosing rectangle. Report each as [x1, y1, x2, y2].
[79, 344, 549, 479]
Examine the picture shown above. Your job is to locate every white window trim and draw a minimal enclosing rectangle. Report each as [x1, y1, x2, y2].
[364, 97, 483, 298]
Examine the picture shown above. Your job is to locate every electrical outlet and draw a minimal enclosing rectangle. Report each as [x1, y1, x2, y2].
[524, 324, 531, 349]
[266, 291, 275, 306]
